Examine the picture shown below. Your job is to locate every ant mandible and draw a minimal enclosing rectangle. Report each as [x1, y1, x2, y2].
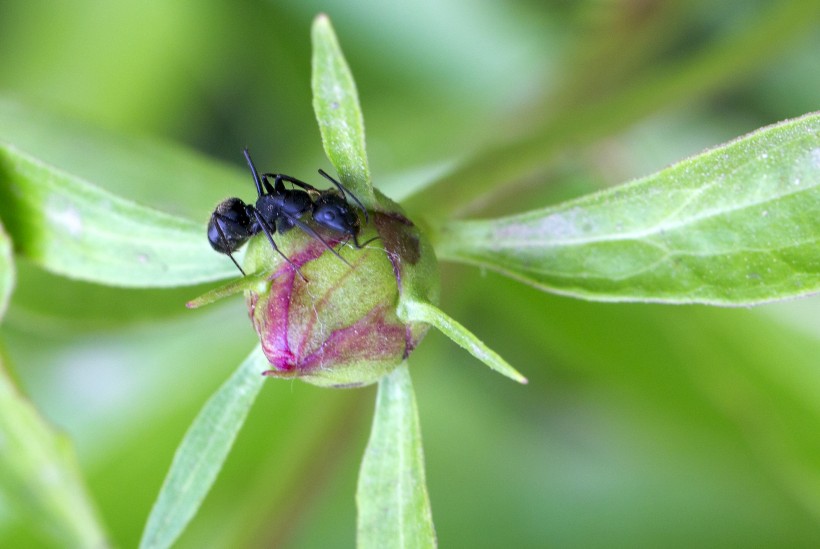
[207, 148, 372, 278]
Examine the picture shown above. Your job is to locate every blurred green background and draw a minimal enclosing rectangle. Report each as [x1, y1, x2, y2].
[2, 0, 820, 547]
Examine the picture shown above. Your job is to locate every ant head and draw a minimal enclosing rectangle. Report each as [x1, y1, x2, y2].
[313, 193, 360, 236]
[208, 197, 253, 254]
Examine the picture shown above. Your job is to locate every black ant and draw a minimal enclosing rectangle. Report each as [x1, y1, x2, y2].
[207, 148, 372, 279]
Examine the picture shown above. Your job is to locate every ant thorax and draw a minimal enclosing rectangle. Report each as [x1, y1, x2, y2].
[255, 190, 312, 233]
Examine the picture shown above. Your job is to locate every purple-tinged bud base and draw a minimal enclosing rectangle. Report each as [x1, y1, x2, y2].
[244, 209, 437, 388]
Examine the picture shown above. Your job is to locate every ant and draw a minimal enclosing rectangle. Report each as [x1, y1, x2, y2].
[208, 149, 371, 279]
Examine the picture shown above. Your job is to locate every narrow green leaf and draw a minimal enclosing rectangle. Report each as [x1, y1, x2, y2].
[0, 97, 248, 219]
[0, 218, 14, 320]
[436, 112, 820, 305]
[0, 143, 235, 287]
[185, 271, 269, 309]
[399, 299, 527, 384]
[139, 346, 268, 549]
[311, 14, 376, 207]
[357, 363, 436, 549]
[0, 355, 108, 547]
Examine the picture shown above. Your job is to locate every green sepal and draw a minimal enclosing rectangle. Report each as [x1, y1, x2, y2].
[398, 298, 527, 384]
[186, 271, 270, 309]
[311, 14, 376, 209]
[357, 362, 437, 548]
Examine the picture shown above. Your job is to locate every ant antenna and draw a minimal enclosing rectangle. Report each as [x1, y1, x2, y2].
[243, 148, 265, 198]
[318, 169, 369, 224]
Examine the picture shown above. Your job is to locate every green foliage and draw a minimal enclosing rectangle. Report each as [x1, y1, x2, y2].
[403, 0, 820, 219]
[140, 347, 267, 549]
[0, 196, 105, 547]
[0, 143, 233, 287]
[357, 364, 436, 548]
[312, 14, 375, 208]
[398, 299, 526, 384]
[0, 357, 107, 547]
[435, 113, 820, 305]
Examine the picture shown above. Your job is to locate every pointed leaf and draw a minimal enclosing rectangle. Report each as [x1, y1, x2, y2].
[399, 299, 527, 384]
[436, 112, 820, 305]
[0, 143, 235, 287]
[139, 346, 268, 549]
[0, 355, 108, 547]
[311, 14, 376, 207]
[0, 97, 247, 219]
[357, 363, 437, 548]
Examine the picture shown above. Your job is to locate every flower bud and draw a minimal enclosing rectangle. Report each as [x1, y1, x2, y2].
[243, 202, 439, 388]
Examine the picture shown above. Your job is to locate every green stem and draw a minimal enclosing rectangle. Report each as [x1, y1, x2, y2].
[407, 0, 819, 220]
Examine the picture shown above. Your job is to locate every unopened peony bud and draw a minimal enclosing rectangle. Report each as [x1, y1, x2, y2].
[243, 203, 439, 388]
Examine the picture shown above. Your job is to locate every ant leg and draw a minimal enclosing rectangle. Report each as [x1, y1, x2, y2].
[285, 213, 353, 268]
[243, 148, 266, 198]
[259, 174, 276, 195]
[249, 208, 308, 282]
[262, 173, 319, 194]
[211, 213, 247, 276]
[350, 233, 381, 249]
[318, 169, 369, 223]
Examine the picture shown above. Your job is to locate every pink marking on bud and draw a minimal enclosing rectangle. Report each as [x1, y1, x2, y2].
[298, 305, 406, 372]
[255, 267, 297, 372]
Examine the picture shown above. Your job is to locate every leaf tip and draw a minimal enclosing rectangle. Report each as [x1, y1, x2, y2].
[185, 291, 221, 309]
[312, 13, 333, 36]
[494, 361, 528, 385]
[185, 292, 217, 309]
